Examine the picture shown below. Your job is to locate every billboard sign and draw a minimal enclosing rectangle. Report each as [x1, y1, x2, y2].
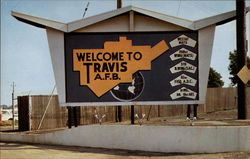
[64, 31, 199, 105]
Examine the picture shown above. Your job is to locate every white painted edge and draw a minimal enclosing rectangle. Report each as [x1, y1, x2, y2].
[198, 25, 216, 103]
[11, 6, 244, 33]
[11, 11, 67, 32]
[1, 125, 250, 153]
[46, 28, 66, 104]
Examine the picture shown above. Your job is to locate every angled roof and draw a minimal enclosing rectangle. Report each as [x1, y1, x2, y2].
[12, 11, 67, 32]
[11, 5, 248, 32]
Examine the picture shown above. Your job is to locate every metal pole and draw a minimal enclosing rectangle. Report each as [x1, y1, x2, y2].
[67, 107, 72, 129]
[131, 105, 134, 124]
[73, 107, 78, 127]
[193, 104, 198, 118]
[236, 0, 247, 119]
[187, 104, 191, 119]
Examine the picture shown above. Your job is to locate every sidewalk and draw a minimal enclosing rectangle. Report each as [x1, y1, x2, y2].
[1, 142, 250, 159]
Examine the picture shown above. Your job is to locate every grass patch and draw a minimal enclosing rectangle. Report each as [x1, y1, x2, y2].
[0, 120, 12, 126]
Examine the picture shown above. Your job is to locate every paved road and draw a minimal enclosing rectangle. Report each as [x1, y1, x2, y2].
[1, 142, 250, 159]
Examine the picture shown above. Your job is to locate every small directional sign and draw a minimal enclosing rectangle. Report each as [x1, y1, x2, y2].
[170, 87, 197, 100]
[170, 74, 197, 86]
[170, 34, 197, 47]
[170, 61, 197, 74]
[237, 65, 250, 84]
[170, 48, 196, 61]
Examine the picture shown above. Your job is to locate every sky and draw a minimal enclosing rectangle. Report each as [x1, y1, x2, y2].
[1, 0, 250, 106]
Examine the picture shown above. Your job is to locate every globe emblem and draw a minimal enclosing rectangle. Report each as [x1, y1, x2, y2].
[111, 72, 144, 101]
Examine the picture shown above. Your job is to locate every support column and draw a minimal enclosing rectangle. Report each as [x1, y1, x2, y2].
[131, 105, 135, 124]
[67, 107, 72, 128]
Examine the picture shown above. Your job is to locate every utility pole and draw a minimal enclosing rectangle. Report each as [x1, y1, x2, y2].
[11, 82, 16, 130]
[236, 0, 247, 119]
[116, 0, 122, 122]
[117, 0, 122, 9]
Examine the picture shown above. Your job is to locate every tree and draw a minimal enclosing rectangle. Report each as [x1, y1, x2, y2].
[228, 50, 250, 86]
[208, 67, 224, 87]
[0, 105, 8, 109]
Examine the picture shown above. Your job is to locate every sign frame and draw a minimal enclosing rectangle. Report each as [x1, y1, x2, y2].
[45, 25, 215, 107]
[62, 31, 202, 106]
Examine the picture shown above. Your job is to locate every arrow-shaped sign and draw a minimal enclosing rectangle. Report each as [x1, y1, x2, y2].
[170, 61, 197, 74]
[170, 74, 197, 87]
[170, 48, 197, 61]
[170, 87, 197, 100]
[170, 34, 197, 48]
[237, 65, 250, 84]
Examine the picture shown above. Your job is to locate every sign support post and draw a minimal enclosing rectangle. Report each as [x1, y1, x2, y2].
[131, 105, 135, 124]
[67, 107, 72, 128]
[73, 107, 78, 127]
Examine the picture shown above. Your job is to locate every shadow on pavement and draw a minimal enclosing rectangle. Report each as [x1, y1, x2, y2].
[0, 142, 197, 157]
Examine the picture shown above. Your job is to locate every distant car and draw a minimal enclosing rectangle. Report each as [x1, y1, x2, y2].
[1, 110, 12, 121]
[8, 114, 18, 121]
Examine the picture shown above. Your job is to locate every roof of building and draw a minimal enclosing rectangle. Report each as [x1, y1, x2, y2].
[11, 5, 249, 32]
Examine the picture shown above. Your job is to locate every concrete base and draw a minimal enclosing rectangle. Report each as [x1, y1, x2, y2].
[1, 125, 250, 153]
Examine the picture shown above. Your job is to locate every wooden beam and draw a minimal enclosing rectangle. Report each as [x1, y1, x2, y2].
[129, 11, 134, 32]
[117, 0, 122, 9]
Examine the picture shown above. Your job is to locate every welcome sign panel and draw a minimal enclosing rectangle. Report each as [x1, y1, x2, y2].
[64, 32, 199, 104]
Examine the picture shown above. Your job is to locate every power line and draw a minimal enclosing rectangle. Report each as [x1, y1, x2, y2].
[176, 0, 181, 16]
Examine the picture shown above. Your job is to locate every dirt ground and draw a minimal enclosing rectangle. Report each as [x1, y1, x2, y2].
[0, 142, 250, 159]
[105, 109, 250, 126]
[1, 109, 250, 134]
